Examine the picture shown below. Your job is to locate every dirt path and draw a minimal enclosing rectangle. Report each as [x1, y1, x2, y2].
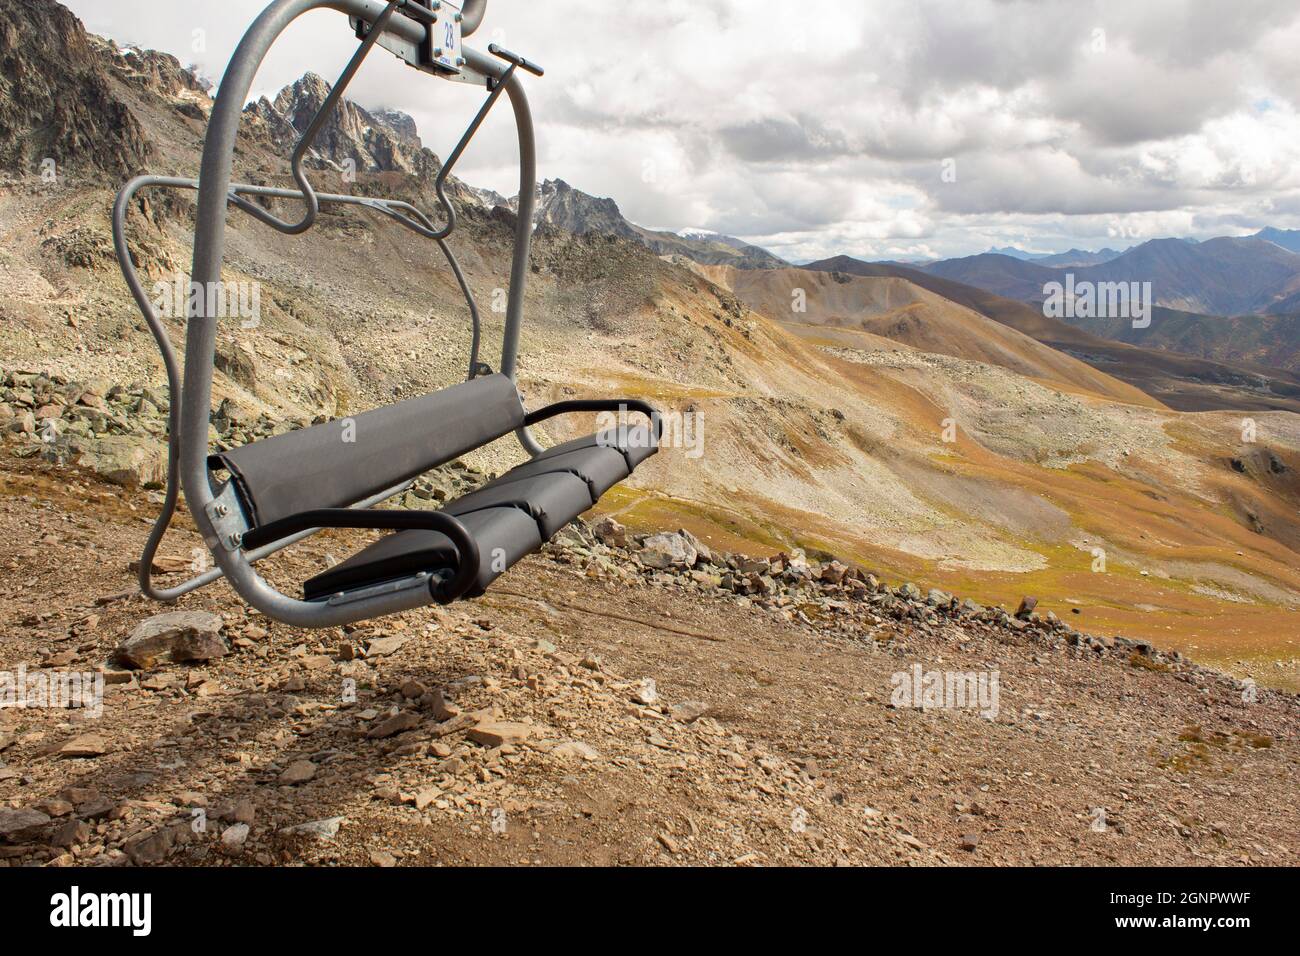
[1, 455, 1296, 867]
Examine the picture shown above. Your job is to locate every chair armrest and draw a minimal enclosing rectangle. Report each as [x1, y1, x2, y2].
[524, 399, 663, 444]
[241, 509, 480, 606]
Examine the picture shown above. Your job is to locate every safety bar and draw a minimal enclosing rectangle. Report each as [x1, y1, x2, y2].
[524, 399, 665, 445]
[240, 508, 481, 605]
[489, 43, 543, 77]
[227, 0, 404, 235]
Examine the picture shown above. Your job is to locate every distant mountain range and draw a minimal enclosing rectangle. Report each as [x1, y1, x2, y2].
[987, 246, 1125, 268]
[914, 236, 1300, 318]
[1255, 227, 1300, 255]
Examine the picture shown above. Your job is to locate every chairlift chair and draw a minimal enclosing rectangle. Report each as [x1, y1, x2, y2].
[112, 0, 662, 628]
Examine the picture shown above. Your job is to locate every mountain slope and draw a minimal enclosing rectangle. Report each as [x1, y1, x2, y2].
[808, 256, 1300, 414]
[2, 0, 1300, 683]
[699, 265, 1159, 407]
[1059, 305, 1300, 373]
[0, 0, 153, 179]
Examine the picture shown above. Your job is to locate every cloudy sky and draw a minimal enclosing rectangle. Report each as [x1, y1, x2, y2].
[66, 0, 1300, 262]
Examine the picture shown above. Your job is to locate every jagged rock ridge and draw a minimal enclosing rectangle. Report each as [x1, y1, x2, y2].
[0, 0, 152, 179]
[535, 179, 787, 270]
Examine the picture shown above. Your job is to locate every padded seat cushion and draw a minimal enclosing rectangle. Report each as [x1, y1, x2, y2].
[212, 374, 525, 528]
[301, 429, 657, 603]
[534, 424, 658, 471]
[303, 507, 542, 602]
[490, 445, 629, 500]
[446, 472, 593, 539]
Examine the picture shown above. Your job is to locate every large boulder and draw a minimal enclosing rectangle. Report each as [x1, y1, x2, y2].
[43, 434, 167, 488]
[113, 611, 228, 670]
[638, 532, 698, 570]
[0, 808, 51, 842]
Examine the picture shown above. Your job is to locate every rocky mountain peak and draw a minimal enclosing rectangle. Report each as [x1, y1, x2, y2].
[372, 109, 422, 150]
[536, 179, 638, 239]
[260, 72, 433, 177]
[0, 0, 152, 179]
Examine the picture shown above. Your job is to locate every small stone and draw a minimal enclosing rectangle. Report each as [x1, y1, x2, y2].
[429, 689, 459, 721]
[1015, 596, 1038, 620]
[670, 701, 710, 724]
[0, 808, 51, 841]
[34, 798, 73, 818]
[821, 561, 849, 585]
[221, 823, 250, 849]
[592, 517, 628, 548]
[113, 611, 227, 669]
[369, 849, 397, 868]
[57, 733, 112, 759]
[467, 721, 538, 748]
[231, 799, 256, 826]
[960, 833, 980, 852]
[638, 532, 698, 569]
[552, 741, 600, 762]
[367, 712, 420, 739]
[633, 679, 658, 706]
[51, 819, 91, 849]
[74, 797, 115, 821]
[279, 760, 317, 785]
[365, 636, 408, 658]
[281, 817, 346, 841]
[125, 825, 184, 865]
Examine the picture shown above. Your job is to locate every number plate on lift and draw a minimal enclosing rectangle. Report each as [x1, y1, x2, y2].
[430, 0, 463, 74]
[351, 1, 472, 80]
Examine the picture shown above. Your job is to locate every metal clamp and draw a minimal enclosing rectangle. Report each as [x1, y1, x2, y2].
[204, 482, 251, 552]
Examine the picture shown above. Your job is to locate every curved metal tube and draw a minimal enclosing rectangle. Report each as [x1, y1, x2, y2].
[461, 0, 487, 37]
[113, 174, 477, 602]
[227, 0, 402, 235]
[462, 45, 545, 455]
[181, 0, 537, 627]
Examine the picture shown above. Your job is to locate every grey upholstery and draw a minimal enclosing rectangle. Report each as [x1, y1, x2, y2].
[302, 428, 657, 601]
[446, 472, 593, 539]
[211, 374, 524, 528]
[304, 506, 541, 601]
[492, 445, 629, 499]
[533, 424, 658, 471]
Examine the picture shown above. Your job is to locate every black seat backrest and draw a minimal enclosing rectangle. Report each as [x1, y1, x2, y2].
[210, 374, 525, 529]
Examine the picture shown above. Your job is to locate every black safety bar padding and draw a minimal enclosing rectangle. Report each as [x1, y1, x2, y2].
[211, 374, 526, 529]
[241, 508, 480, 605]
[524, 399, 664, 444]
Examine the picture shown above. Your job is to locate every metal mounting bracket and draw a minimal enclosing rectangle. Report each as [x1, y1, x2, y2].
[205, 482, 251, 552]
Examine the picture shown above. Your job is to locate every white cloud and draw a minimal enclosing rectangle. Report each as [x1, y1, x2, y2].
[64, 0, 1300, 260]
